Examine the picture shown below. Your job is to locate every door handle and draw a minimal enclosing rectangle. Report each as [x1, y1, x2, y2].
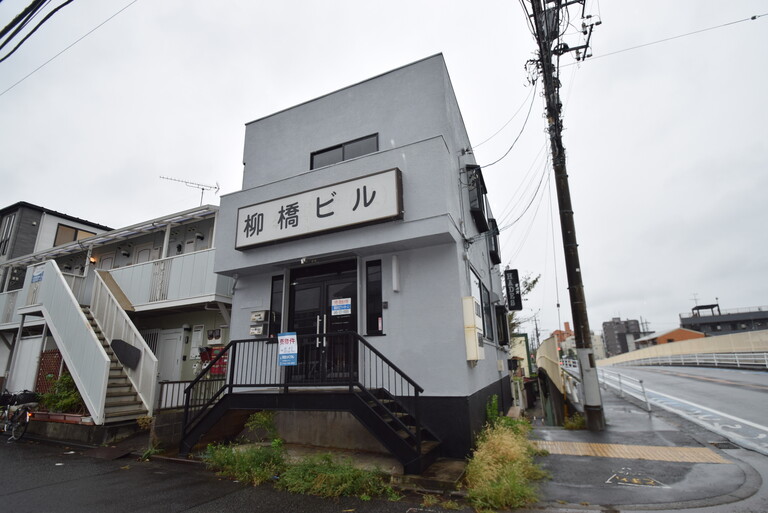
[323, 314, 327, 347]
[316, 315, 321, 347]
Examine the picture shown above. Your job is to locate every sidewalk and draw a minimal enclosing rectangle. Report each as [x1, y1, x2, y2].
[523, 392, 762, 511]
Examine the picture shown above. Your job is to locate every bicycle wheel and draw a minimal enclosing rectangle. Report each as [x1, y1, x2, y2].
[9, 408, 29, 441]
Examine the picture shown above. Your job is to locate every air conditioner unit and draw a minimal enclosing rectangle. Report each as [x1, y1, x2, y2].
[463, 296, 485, 361]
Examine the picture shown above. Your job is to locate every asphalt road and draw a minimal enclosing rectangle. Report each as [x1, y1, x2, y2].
[606, 365, 768, 455]
[0, 440, 469, 513]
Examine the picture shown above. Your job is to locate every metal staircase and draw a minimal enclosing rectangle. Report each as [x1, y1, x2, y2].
[179, 332, 441, 474]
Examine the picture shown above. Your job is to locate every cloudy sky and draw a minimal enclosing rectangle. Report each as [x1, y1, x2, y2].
[1, 1, 766, 340]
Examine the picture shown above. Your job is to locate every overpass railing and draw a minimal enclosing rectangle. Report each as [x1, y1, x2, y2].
[613, 352, 768, 370]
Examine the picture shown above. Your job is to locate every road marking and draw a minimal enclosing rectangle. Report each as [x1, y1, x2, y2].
[646, 387, 768, 432]
[533, 441, 730, 464]
[651, 369, 768, 391]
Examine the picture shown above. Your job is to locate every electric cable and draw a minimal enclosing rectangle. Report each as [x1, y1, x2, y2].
[474, 85, 535, 148]
[480, 80, 538, 168]
[0, 0, 138, 97]
[562, 13, 767, 66]
[0, 0, 75, 63]
[0, 0, 47, 51]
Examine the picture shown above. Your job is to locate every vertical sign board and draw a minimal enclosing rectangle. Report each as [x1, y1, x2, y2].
[278, 332, 298, 366]
[505, 269, 523, 311]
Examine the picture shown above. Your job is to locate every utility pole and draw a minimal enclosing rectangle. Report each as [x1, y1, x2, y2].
[527, 0, 604, 431]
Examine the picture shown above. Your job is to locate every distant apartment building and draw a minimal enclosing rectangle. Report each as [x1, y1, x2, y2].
[680, 303, 768, 336]
[601, 317, 643, 356]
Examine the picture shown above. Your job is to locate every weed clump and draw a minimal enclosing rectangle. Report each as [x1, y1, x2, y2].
[465, 404, 548, 510]
[203, 442, 286, 485]
[276, 453, 398, 500]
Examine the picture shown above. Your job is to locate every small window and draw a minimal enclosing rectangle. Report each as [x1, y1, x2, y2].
[0, 213, 15, 256]
[269, 275, 284, 337]
[54, 224, 95, 247]
[366, 260, 383, 335]
[471, 270, 494, 340]
[311, 134, 378, 169]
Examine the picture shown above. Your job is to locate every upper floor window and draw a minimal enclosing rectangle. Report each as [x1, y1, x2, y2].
[311, 134, 378, 169]
[0, 213, 15, 256]
[54, 224, 95, 247]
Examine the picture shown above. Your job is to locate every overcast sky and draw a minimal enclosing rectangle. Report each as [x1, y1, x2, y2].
[1, 1, 766, 340]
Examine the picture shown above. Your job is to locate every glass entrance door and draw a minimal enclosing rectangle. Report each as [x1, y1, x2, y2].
[287, 260, 357, 383]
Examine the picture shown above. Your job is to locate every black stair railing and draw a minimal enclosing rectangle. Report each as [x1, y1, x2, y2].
[182, 332, 425, 451]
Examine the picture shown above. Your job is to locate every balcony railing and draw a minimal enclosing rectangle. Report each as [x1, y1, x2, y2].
[108, 248, 233, 308]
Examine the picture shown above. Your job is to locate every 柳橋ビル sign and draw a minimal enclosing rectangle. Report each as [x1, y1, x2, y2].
[236, 169, 402, 249]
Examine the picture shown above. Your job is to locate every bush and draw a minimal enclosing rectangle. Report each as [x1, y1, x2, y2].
[40, 372, 86, 414]
[465, 420, 548, 510]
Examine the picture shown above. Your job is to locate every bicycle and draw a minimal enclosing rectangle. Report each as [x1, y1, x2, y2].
[1, 390, 38, 442]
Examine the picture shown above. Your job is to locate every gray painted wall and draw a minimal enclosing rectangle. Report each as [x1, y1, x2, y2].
[217, 54, 508, 399]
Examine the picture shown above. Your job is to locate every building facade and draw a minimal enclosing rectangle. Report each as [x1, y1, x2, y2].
[680, 303, 768, 336]
[0, 204, 232, 425]
[601, 317, 643, 356]
[212, 55, 511, 468]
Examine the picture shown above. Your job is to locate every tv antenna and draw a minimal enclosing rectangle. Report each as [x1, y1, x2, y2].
[160, 176, 220, 206]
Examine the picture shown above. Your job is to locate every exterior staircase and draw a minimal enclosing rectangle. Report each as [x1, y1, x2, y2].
[82, 307, 148, 423]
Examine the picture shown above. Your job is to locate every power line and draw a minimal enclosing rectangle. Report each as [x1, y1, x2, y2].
[474, 85, 535, 148]
[563, 13, 768, 66]
[0, 0, 138, 97]
[479, 80, 538, 168]
[0, 0, 75, 64]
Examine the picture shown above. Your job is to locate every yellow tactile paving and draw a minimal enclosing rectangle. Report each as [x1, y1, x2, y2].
[533, 440, 731, 464]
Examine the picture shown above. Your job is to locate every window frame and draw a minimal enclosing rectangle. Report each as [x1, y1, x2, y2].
[0, 213, 16, 256]
[53, 223, 96, 247]
[365, 260, 383, 336]
[310, 134, 379, 170]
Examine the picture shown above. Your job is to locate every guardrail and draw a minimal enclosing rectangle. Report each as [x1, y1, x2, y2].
[598, 368, 651, 411]
[613, 352, 768, 370]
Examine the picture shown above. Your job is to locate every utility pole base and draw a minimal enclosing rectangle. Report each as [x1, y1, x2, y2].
[584, 404, 606, 431]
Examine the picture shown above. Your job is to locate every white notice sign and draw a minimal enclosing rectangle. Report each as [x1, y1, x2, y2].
[331, 298, 352, 316]
[278, 332, 298, 366]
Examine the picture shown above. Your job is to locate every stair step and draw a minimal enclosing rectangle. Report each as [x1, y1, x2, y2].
[420, 440, 440, 454]
[104, 409, 147, 423]
[105, 401, 144, 414]
[107, 384, 133, 394]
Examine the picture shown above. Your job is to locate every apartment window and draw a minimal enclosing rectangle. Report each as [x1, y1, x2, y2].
[0, 213, 15, 256]
[311, 134, 378, 169]
[54, 224, 95, 247]
[366, 260, 383, 335]
[269, 275, 284, 337]
[471, 271, 494, 340]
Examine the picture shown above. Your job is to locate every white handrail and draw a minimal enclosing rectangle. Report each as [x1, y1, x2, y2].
[598, 368, 651, 411]
[91, 270, 158, 415]
[21, 261, 110, 424]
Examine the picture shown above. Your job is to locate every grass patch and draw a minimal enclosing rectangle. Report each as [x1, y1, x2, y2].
[465, 418, 548, 510]
[203, 445, 398, 501]
[563, 413, 586, 430]
[276, 453, 398, 500]
[202, 442, 286, 485]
